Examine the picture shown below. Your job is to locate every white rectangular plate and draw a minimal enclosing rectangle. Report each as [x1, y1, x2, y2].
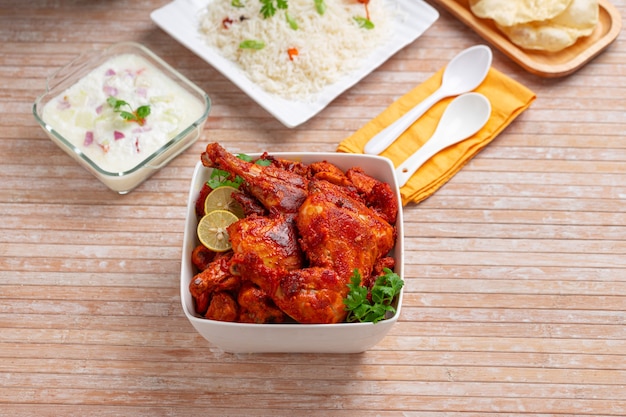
[151, 0, 439, 128]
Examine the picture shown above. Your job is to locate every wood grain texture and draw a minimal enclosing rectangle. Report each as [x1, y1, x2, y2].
[1, 0, 625, 415]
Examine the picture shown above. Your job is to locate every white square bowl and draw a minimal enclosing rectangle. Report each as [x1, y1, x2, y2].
[181, 152, 404, 353]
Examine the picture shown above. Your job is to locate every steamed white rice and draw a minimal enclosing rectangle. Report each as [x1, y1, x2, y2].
[198, 0, 392, 100]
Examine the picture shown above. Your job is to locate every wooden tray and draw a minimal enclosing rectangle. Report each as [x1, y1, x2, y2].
[429, 0, 622, 77]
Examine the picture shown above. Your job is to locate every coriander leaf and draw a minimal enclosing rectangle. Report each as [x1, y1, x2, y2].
[236, 153, 254, 162]
[207, 168, 243, 189]
[135, 105, 151, 119]
[260, 0, 276, 18]
[236, 153, 271, 166]
[106, 96, 150, 126]
[106, 96, 125, 110]
[354, 16, 375, 29]
[260, 0, 287, 18]
[344, 268, 403, 323]
[119, 111, 136, 121]
[208, 154, 271, 190]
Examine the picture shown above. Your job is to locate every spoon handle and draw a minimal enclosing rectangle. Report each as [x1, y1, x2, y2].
[394, 92, 491, 188]
[363, 89, 445, 155]
[395, 133, 448, 187]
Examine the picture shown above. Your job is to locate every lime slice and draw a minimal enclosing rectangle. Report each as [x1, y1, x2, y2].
[203, 186, 245, 219]
[197, 209, 239, 252]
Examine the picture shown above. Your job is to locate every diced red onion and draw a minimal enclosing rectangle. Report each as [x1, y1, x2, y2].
[105, 68, 116, 76]
[103, 85, 118, 96]
[84, 131, 94, 146]
[113, 130, 125, 141]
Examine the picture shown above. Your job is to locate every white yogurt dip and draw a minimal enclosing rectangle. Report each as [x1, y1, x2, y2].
[42, 53, 206, 173]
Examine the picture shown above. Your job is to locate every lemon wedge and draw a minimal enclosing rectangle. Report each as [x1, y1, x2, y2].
[203, 186, 245, 219]
[197, 209, 239, 252]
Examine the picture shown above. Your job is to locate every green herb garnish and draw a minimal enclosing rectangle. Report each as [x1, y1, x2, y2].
[106, 97, 151, 126]
[314, 0, 325, 15]
[344, 268, 403, 323]
[353, 16, 374, 29]
[207, 168, 244, 189]
[260, 0, 288, 18]
[208, 154, 271, 189]
[237, 153, 254, 162]
[236, 153, 272, 166]
[232, 0, 245, 7]
[285, 11, 298, 30]
[239, 39, 266, 50]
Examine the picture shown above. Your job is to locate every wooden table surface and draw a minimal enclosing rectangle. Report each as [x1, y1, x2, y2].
[2, 1, 625, 415]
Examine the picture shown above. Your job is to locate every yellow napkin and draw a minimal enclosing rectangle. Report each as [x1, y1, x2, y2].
[337, 67, 536, 205]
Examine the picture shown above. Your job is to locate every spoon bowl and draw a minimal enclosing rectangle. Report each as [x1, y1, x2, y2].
[364, 45, 493, 155]
[395, 92, 491, 187]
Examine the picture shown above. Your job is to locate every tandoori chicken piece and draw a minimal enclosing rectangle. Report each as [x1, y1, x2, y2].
[308, 160, 356, 189]
[232, 252, 348, 324]
[228, 213, 304, 271]
[189, 252, 240, 315]
[231, 191, 267, 217]
[346, 166, 398, 225]
[202, 143, 308, 214]
[197, 144, 399, 324]
[297, 178, 396, 283]
[229, 178, 396, 324]
[191, 244, 216, 272]
[237, 281, 287, 323]
[308, 161, 398, 225]
[205, 291, 238, 322]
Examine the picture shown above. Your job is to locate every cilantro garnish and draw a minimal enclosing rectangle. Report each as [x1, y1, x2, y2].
[237, 153, 272, 166]
[354, 16, 374, 29]
[207, 154, 271, 189]
[207, 168, 244, 189]
[106, 96, 150, 126]
[344, 268, 403, 323]
[260, 0, 288, 18]
[237, 153, 254, 162]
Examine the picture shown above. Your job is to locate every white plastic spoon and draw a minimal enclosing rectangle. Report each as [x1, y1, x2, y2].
[364, 44, 492, 155]
[395, 92, 491, 188]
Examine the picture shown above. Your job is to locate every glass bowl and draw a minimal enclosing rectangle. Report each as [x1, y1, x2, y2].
[33, 42, 211, 194]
